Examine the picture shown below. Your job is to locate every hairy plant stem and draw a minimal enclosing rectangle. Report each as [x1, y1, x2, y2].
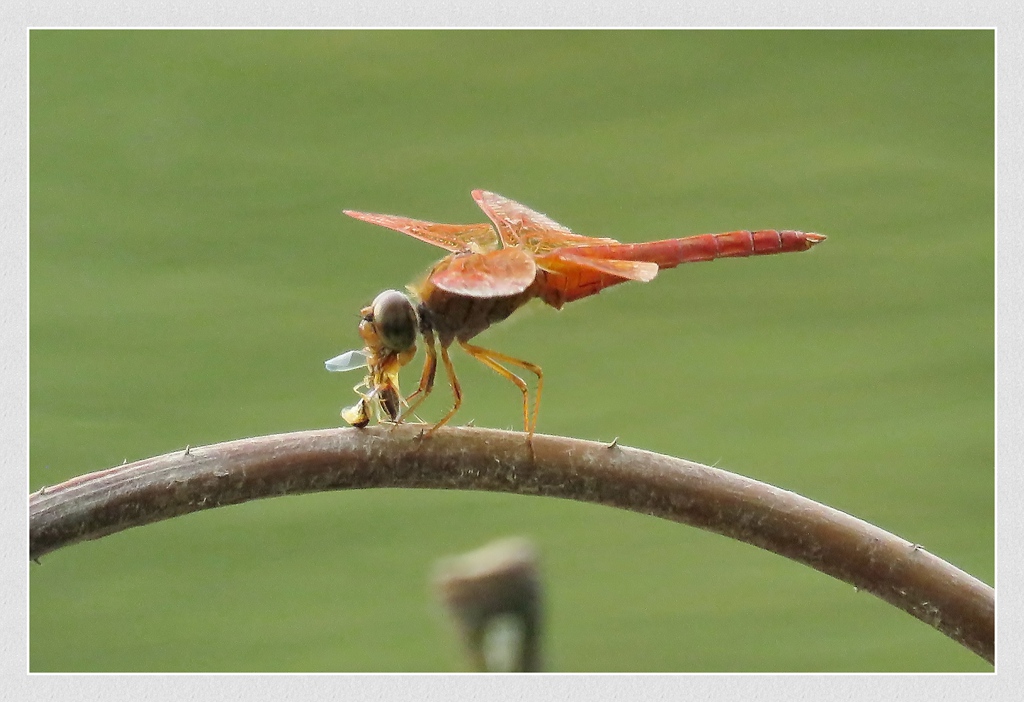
[29, 425, 994, 664]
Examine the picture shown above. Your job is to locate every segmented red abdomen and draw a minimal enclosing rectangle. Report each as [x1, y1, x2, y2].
[569, 230, 826, 269]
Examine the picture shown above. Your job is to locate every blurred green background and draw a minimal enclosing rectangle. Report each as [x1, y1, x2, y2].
[29, 30, 993, 672]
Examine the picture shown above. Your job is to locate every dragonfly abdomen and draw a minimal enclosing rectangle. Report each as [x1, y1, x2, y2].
[571, 230, 826, 269]
[666, 230, 826, 267]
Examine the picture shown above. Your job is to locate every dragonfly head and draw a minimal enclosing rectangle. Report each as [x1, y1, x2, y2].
[365, 289, 418, 353]
[324, 289, 417, 376]
[325, 289, 418, 428]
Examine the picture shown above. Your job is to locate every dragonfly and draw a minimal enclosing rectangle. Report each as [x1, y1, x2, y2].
[326, 190, 825, 434]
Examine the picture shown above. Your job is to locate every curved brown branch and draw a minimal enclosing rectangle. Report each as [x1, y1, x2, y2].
[28, 426, 994, 664]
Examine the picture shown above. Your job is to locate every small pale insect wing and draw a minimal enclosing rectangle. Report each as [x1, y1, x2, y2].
[325, 349, 368, 372]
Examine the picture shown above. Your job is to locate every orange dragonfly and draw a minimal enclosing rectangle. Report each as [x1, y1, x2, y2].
[326, 190, 825, 434]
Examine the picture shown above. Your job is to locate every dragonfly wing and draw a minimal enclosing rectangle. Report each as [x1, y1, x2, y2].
[533, 250, 659, 307]
[325, 349, 369, 372]
[430, 248, 538, 298]
[536, 250, 659, 282]
[344, 210, 500, 253]
[471, 190, 619, 254]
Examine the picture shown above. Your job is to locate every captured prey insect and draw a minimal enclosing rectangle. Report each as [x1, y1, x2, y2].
[326, 190, 826, 434]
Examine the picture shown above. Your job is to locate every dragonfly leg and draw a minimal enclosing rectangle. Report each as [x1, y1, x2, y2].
[459, 341, 543, 435]
[399, 330, 438, 425]
[426, 343, 463, 434]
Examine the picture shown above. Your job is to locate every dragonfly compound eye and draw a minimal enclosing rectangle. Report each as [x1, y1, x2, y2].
[371, 289, 418, 352]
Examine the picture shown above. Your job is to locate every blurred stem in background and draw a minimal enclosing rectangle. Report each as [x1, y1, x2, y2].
[433, 537, 543, 672]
